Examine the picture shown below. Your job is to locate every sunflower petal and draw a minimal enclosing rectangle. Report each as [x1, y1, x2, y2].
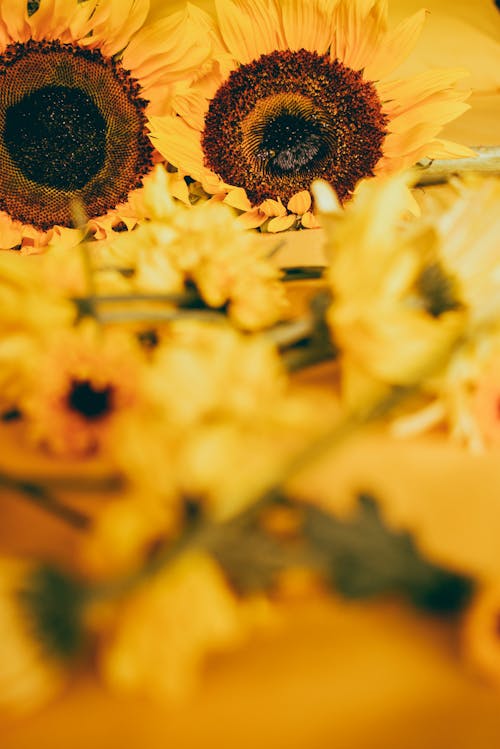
[81, 0, 150, 57]
[378, 69, 471, 119]
[423, 139, 477, 160]
[215, 0, 285, 64]
[363, 9, 427, 80]
[0, 0, 30, 43]
[330, 0, 388, 71]
[148, 116, 210, 183]
[267, 214, 297, 232]
[27, 0, 96, 42]
[123, 5, 214, 89]
[280, 0, 337, 54]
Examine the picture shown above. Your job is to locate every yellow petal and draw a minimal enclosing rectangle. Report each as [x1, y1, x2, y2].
[424, 139, 476, 160]
[237, 208, 268, 229]
[149, 116, 208, 182]
[172, 89, 209, 131]
[215, 0, 285, 64]
[363, 9, 427, 80]
[280, 0, 337, 54]
[378, 69, 471, 119]
[287, 190, 312, 215]
[301, 211, 321, 229]
[122, 5, 214, 87]
[81, 0, 150, 57]
[331, 0, 388, 72]
[267, 214, 297, 233]
[261, 199, 287, 217]
[27, 0, 95, 42]
[224, 188, 252, 211]
[0, 0, 30, 43]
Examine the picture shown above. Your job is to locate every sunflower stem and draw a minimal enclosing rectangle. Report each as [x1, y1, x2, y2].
[414, 146, 500, 186]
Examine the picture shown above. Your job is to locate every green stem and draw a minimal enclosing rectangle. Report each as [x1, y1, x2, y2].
[73, 290, 201, 306]
[0, 473, 91, 530]
[280, 266, 327, 282]
[96, 309, 226, 325]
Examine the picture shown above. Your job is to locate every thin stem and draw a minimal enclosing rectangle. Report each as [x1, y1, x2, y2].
[280, 266, 327, 282]
[0, 472, 91, 530]
[73, 290, 201, 306]
[414, 146, 500, 186]
[266, 316, 315, 349]
[96, 309, 227, 325]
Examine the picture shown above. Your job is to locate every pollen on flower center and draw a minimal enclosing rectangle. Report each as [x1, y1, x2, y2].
[5, 86, 107, 191]
[257, 110, 327, 175]
[67, 380, 114, 421]
[202, 49, 387, 205]
[0, 40, 154, 230]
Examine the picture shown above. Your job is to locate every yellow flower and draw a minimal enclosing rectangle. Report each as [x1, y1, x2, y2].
[426, 178, 500, 328]
[112, 319, 321, 518]
[317, 175, 464, 405]
[388, 178, 500, 449]
[0, 251, 74, 410]
[96, 165, 288, 330]
[20, 320, 149, 458]
[0, 557, 67, 714]
[99, 553, 257, 700]
[0, 0, 216, 252]
[149, 0, 472, 229]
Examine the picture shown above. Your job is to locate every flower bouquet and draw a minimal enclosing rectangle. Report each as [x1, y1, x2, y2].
[1, 0, 500, 746]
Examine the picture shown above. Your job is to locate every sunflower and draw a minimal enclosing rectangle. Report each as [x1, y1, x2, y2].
[0, 0, 216, 251]
[149, 0, 473, 229]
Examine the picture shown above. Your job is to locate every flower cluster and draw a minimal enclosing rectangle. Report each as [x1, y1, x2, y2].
[1, 0, 500, 723]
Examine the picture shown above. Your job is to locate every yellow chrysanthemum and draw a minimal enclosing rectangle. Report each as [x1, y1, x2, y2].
[315, 175, 465, 408]
[383, 178, 500, 449]
[20, 320, 149, 457]
[0, 0, 217, 252]
[149, 0, 473, 230]
[96, 165, 288, 330]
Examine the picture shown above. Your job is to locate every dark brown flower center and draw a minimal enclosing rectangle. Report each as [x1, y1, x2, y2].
[0, 39, 154, 230]
[202, 49, 387, 206]
[67, 379, 113, 421]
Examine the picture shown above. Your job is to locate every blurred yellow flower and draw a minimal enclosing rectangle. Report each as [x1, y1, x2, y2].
[318, 175, 464, 405]
[0, 557, 67, 714]
[96, 165, 287, 330]
[20, 321, 149, 458]
[99, 553, 263, 700]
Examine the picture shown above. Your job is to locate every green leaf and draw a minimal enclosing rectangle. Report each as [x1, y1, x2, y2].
[19, 566, 87, 660]
[303, 495, 474, 614]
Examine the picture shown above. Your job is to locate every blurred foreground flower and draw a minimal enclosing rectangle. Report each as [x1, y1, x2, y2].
[0, 558, 79, 714]
[95, 165, 288, 330]
[315, 173, 500, 450]
[151, 0, 472, 229]
[99, 553, 267, 700]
